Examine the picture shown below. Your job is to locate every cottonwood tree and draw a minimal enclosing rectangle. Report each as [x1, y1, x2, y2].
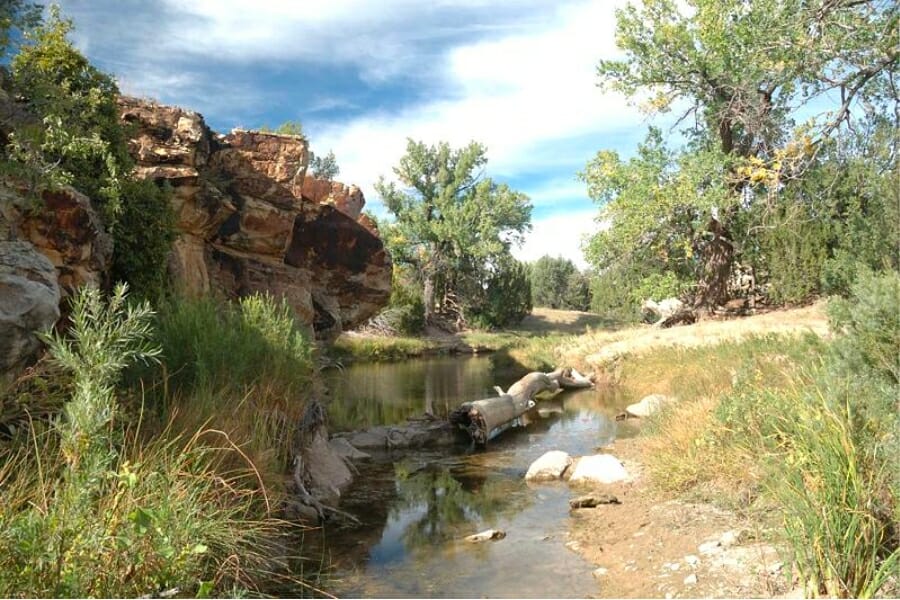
[588, 0, 898, 307]
[377, 139, 531, 323]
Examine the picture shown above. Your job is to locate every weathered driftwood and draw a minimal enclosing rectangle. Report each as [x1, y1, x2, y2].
[450, 367, 594, 444]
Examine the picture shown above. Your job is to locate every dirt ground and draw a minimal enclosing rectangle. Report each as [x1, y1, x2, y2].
[558, 304, 829, 598]
[566, 437, 797, 599]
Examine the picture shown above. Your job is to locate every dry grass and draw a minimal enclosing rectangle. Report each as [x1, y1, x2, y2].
[559, 301, 829, 371]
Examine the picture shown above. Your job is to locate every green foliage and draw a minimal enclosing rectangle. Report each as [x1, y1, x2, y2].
[587, 0, 899, 307]
[3, 5, 177, 298]
[110, 179, 177, 302]
[468, 256, 532, 329]
[0, 0, 41, 59]
[309, 149, 340, 181]
[10, 7, 129, 221]
[259, 120, 304, 137]
[377, 139, 531, 321]
[828, 270, 900, 384]
[42, 284, 159, 467]
[384, 266, 426, 335]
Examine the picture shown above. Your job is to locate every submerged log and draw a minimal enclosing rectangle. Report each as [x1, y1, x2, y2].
[449, 367, 594, 444]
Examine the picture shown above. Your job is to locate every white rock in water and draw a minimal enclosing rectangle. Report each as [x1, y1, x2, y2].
[525, 450, 573, 482]
[465, 529, 506, 543]
[625, 394, 671, 418]
[568, 454, 629, 485]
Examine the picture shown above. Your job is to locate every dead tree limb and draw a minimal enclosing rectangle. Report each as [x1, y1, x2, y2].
[449, 367, 594, 444]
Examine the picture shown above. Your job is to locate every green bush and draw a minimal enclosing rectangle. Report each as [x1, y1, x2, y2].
[827, 269, 900, 383]
[110, 179, 176, 302]
[468, 256, 532, 329]
[152, 293, 314, 397]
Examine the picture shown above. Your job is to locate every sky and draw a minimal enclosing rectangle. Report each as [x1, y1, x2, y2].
[57, 0, 656, 269]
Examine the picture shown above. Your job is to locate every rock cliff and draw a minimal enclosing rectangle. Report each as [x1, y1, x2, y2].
[118, 97, 391, 338]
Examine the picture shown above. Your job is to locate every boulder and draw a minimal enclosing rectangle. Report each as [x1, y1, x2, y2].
[567, 454, 629, 485]
[569, 493, 621, 508]
[304, 429, 354, 506]
[525, 450, 573, 482]
[465, 529, 506, 543]
[625, 393, 672, 418]
[0, 241, 61, 374]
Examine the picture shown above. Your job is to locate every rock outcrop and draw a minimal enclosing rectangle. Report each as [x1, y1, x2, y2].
[0, 240, 61, 375]
[118, 97, 391, 338]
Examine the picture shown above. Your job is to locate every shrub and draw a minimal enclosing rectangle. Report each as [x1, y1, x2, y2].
[110, 179, 176, 302]
[827, 269, 900, 384]
[468, 256, 532, 329]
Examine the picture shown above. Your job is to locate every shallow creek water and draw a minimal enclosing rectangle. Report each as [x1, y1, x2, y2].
[314, 356, 639, 598]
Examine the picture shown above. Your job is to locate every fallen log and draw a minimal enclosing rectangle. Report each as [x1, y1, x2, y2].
[449, 367, 594, 444]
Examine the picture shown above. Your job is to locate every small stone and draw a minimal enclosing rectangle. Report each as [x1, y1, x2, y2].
[683, 574, 698, 586]
[667, 562, 681, 571]
[665, 593, 674, 599]
[685, 554, 700, 566]
[767, 561, 784, 574]
[465, 529, 506, 543]
[569, 493, 621, 508]
[565, 540, 581, 552]
[592, 567, 608, 579]
[698, 540, 722, 555]
[719, 530, 739, 547]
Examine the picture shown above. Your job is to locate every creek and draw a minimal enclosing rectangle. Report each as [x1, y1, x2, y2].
[312, 355, 640, 598]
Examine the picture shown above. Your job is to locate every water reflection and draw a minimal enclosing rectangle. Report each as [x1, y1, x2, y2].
[315, 357, 640, 598]
[324, 356, 522, 431]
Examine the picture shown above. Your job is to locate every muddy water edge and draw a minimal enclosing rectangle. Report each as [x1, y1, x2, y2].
[304, 355, 640, 598]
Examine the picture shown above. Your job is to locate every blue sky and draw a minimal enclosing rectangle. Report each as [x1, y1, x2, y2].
[57, 0, 655, 268]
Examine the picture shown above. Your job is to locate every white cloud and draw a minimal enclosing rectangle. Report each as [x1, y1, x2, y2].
[512, 210, 600, 269]
[315, 0, 638, 200]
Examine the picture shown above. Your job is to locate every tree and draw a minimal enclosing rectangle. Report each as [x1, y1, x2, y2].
[590, 0, 898, 307]
[0, 0, 41, 60]
[309, 149, 339, 180]
[5, 7, 176, 300]
[530, 256, 577, 309]
[377, 139, 531, 324]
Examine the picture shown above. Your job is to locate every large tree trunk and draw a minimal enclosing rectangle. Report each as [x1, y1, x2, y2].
[449, 367, 593, 444]
[695, 216, 733, 309]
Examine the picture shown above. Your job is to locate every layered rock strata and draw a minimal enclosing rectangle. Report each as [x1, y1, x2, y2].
[118, 97, 391, 338]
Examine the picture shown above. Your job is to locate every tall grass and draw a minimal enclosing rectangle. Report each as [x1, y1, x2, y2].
[640, 271, 900, 598]
[143, 293, 317, 492]
[0, 286, 320, 597]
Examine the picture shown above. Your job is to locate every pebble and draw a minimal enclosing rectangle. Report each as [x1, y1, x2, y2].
[665, 593, 674, 599]
[698, 540, 722, 555]
[565, 541, 581, 552]
[665, 562, 681, 571]
[683, 574, 698, 586]
[720, 530, 739, 547]
[592, 567, 608, 579]
[685, 554, 700, 566]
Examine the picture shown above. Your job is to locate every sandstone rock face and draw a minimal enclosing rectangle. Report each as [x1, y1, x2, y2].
[118, 97, 391, 337]
[299, 176, 365, 221]
[16, 187, 113, 297]
[0, 241, 61, 374]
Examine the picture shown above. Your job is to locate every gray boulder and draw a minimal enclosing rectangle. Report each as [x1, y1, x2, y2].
[625, 393, 672, 418]
[0, 241, 61, 376]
